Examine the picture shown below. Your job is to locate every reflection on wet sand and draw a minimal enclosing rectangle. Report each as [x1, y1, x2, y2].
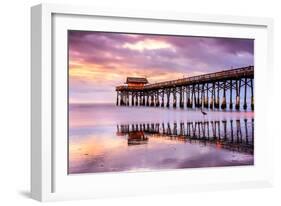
[117, 118, 254, 154]
[69, 104, 254, 174]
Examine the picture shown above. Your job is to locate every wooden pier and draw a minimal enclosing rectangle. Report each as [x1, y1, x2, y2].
[115, 66, 254, 110]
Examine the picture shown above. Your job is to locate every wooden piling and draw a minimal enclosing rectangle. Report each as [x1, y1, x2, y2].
[229, 80, 233, 109]
[250, 78, 254, 110]
[243, 78, 247, 110]
[221, 81, 226, 109]
[235, 80, 241, 110]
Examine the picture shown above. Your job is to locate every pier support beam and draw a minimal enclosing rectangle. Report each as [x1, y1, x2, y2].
[221, 80, 226, 109]
[120, 92, 123, 106]
[229, 80, 233, 109]
[210, 82, 215, 109]
[250, 78, 254, 110]
[136, 92, 139, 106]
[235, 79, 241, 110]
[196, 84, 200, 108]
[215, 82, 220, 109]
[243, 78, 247, 110]
[150, 92, 155, 106]
[180, 87, 184, 108]
[131, 93, 135, 106]
[200, 84, 204, 108]
[142, 93, 145, 106]
[191, 85, 195, 108]
[173, 88, 177, 108]
[155, 91, 160, 107]
[186, 86, 191, 108]
[204, 84, 208, 108]
[161, 90, 164, 107]
[126, 92, 129, 106]
[138, 93, 141, 106]
[166, 89, 170, 108]
[146, 94, 149, 106]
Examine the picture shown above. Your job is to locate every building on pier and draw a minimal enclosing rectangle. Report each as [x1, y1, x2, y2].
[126, 77, 148, 88]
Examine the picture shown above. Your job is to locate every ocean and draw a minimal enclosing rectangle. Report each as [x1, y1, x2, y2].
[68, 103, 254, 174]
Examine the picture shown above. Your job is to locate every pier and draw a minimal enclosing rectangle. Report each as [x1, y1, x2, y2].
[115, 66, 254, 110]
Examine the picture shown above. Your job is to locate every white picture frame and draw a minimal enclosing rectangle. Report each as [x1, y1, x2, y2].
[31, 3, 274, 202]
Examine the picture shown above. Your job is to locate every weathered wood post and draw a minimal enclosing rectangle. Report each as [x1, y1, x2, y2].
[135, 92, 139, 106]
[180, 86, 184, 108]
[235, 79, 241, 110]
[146, 93, 149, 106]
[199, 83, 205, 108]
[229, 80, 233, 109]
[138, 93, 141, 106]
[243, 78, 247, 110]
[120, 92, 123, 106]
[173, 87, 177, 108]
[138, 92, 141, 106]
[250, 78, 254, 110]
[186, 86, 191, 108]
[166, 89, 170, 108]
[221, 81, 226, 109]
[216, 82, 220, 109]
[204, 83, 209, 108]
[131, 92, 135, 106]
[196, 84, 200, 108]
[155, 90, 160, 107]
[150, 92, 155, 106]
[191, 85, 195, 108]
[127, 92, 130, 106]
[123, 93, 125, 106]
[161, 90, 165, 107]
[210, 82, 215, 109]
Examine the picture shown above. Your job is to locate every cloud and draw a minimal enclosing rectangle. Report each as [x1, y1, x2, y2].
[122, 39, 174, 51]
[68, 31, 254, 103]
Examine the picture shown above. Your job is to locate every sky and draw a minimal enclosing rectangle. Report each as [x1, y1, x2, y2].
[68, 31, 254, 104]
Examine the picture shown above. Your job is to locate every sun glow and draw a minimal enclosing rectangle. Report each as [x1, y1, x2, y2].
[122, 39, 173, 51]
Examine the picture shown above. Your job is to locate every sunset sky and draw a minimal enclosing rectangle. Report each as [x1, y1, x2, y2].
[68, 31, 254, 104]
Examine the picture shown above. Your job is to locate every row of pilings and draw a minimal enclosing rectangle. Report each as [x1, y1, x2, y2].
[116, 78, 254, 110]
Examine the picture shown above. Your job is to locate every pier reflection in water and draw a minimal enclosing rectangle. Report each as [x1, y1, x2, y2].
[68, 103, 254, 174]
[117, 119, 253, 154]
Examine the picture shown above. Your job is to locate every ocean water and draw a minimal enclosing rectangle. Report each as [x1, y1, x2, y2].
[68, 103, 254, 174]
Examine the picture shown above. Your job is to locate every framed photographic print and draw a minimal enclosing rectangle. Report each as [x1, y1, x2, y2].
[31, 3, 274, 201]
